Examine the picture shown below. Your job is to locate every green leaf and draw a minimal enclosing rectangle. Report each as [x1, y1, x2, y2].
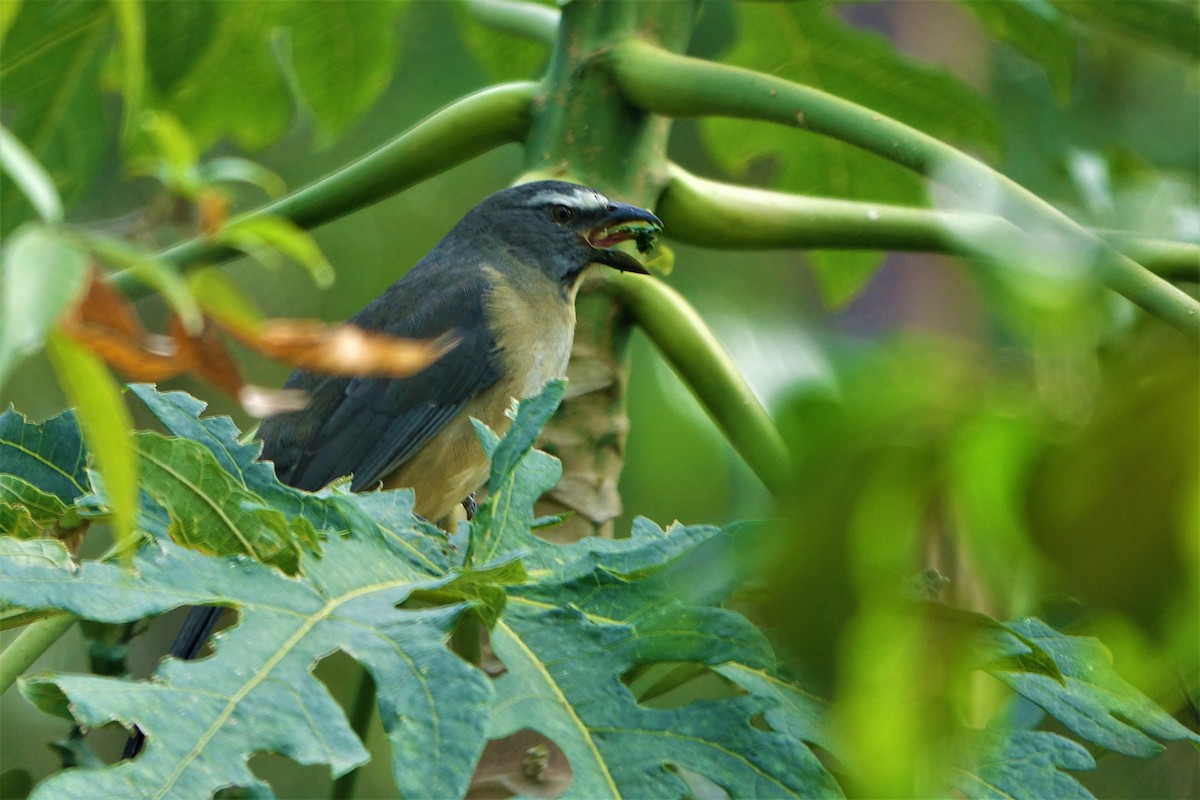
[457, 0, 552, 82]
[466, 384, 841, 798]
[108, 0, 145, 143]
[5, 533, 489, 800]
[142, 0, 215, 95]
[198, 157, 286, 198]
[287, 0, 409, 146]
[0, 767, 32, 800]
[0, 124, 63, 223]
[127, 431, 315, 574]
[0, 406, 88, 505]
[133, 110, 201, 196]
[44, 335, 138, 560]
[991, 618, 1200, 757]
[956, 730, 1095, 800]
[960, 0, 1076, 103]
[0, 477, 69, 538]
[0, 225, 89, 387]
[703, 1, 1002, 207]
[163, 1, 406, 151]
[0, 1, 110, 234]
[218, 216, 335, 288]
[127, 383, 448, 576]
[809, 250, 883, 309]
[1053, 0, 1200, 61]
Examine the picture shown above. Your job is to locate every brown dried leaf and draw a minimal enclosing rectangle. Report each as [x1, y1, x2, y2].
[60, 271, 181, 382]
[222, 319, 458, 379]
[168, 316, 244, 397]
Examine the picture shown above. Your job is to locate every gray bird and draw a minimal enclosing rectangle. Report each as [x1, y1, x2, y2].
[125, 180, 660, 758]
[258, 179, 660, 520]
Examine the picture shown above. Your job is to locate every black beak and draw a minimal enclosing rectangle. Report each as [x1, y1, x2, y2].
[586, 202, 663, 275]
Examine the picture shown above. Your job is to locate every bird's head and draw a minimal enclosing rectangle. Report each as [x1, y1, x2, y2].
[464, 180, 663, 288]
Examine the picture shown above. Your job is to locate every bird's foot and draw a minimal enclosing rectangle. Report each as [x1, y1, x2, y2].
[462, 493, 477, 520]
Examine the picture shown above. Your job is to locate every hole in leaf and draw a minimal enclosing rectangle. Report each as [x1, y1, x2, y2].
[621, 662, 738, 708]
[665, 763, 731, 800]
[468, 729, 571, 799]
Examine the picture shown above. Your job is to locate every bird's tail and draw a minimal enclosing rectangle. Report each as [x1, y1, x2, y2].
[121, 605, 224, 759]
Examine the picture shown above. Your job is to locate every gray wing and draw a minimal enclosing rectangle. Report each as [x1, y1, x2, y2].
[259, 261, 503, 492]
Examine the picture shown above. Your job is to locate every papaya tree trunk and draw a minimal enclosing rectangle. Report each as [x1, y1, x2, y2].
[522, 0, 698, 540]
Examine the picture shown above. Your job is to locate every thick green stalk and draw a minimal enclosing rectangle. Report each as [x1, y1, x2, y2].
[0, 613, 76, 694]
[660, 166, 1200, 279]
[111, 82, 538, 298]
[597, 271, 791, 497]
[609, 41, 1200, 336]
[465, 0, 558, 44]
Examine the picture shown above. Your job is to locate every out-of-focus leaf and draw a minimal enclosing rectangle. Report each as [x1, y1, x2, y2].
[198, 157, 286, 198]
[221, 320, 458, 381]
[956, 730, 1095, 800]
[456, 0, 551, 82]
[84, 233, 202, 332]
[132, 109, 201, 196]
[469, 383, 842, 798]
[288, 0, 409, 146]
[703, 2, 1002, 205]
[0, 225, 90, 386]
[0, 1, 109, 234]
[809, 250, 883, 309]
[44, 334, 138, 559]
[143, 0, 215, 95]
[0, 407, 88, 505]
[1054, 0, 1199, 62]
[0, 124, 63, 223]
[992, 618, 1200, 757]
[187, 267, 264, 331]
[0, 0, 21, 46]
[960, 0, 1076, 102]
[218, 216, 335, 288]
[701, 2, 1001, 306]
[108, 0, 145, 143]
[164, 1, 406, 150]
[922, 604, 1064, 683]
[0, 767, 32, 800]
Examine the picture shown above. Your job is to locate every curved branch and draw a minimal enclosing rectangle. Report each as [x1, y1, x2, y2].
[610, 42, 1200, 336]
[596, 271, 791, 497]
[465, 0, 559, 45]
[112, 81, 540, 297]
[0, 613, 76, 695]
[659, 166, 1200, 279]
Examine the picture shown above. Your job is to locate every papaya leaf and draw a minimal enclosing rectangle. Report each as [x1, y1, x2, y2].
[990, 618, 1200, 757]
[0, 477, 67, 537]
[956, 730, 1096, 800]
[463, 383, 842, 797]
[0, 406, 88, 504]
[1, 529, 491, 799]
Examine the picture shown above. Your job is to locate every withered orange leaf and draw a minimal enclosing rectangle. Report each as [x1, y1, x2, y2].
[221, 320, 458, 379]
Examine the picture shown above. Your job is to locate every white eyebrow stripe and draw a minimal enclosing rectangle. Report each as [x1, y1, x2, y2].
[525, 188, 610, 211]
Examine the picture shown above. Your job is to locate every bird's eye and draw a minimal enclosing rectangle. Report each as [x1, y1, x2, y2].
[550, 204, 575, 224]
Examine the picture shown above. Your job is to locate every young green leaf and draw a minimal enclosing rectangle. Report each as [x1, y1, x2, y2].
[0, 226, 90, 386]
[0, 124, 63, 223]
[44, 334, 138, 559]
